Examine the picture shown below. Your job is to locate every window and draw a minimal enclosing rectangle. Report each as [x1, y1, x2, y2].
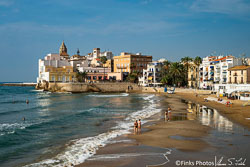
[241, 77, 243, 83]
[93, 76, 97, 80]
[241, 70, 243, 75]
[98, 76, 102, 80]
[51, 76, 55, 81]
[234, 77, 237, 83]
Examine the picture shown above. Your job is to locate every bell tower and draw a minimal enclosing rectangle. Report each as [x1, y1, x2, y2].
[59, 41, 69, 59]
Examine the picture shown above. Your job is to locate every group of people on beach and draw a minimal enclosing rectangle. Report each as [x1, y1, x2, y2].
[134, 119, 141, 134]
[133, 107, 172, 134]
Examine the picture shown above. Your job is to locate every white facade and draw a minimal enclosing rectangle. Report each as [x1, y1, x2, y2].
[37, 53, 72, 83]
[199, 55, 243, 89]
[213, 84, 250, 101]
[139, 61, 162, 86]
[100, 51, 113, 60]
[77, 66, 111, 73]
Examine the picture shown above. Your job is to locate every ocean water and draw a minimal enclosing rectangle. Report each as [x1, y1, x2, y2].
[0, 86, 163, 167]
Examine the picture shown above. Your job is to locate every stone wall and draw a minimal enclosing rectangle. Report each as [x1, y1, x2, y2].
[45, 82, 141, 93]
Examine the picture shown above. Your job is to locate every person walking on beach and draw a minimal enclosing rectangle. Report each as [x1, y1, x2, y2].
[165, 110, 169, 122]
[134, 120, 138, 134]
[167, 107, 172, 121]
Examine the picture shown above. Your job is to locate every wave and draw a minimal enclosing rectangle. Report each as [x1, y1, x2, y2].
[87, 93, 129, 98]
[0, 100, 28, 104]
[24, 94, 162, 167]
[0, 122, 32, 136]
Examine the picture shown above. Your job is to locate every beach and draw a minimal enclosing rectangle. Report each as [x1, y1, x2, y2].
[1, 87, 249, 167]
[77, 92, 250, 167]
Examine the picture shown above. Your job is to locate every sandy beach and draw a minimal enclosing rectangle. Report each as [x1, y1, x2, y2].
[175, 92, 250, 129]
[77, 92, 250, 167]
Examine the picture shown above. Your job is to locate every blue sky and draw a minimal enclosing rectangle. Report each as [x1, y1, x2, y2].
[0, 0, 250, 82]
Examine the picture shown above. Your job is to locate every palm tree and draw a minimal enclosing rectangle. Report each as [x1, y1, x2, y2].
[194, 56, 202, 66]
[169, 62, 185, 87]
[160, 60, 171, 85]
[193, 56, 202, 88]
[100, 56, 107, 81]
[127, 71, 139, 83]
[76, 70, 87, 82]
[181, 56, 193, 86]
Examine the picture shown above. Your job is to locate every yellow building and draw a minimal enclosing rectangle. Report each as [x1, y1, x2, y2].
[188, 62, 199, 88]
[228, 65, 250, 84]
[44, 66, 76, 82]
[114, 52, 152, 74]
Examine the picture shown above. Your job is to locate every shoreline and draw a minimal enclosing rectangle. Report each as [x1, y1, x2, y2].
[174, 92, 250, 130]
[76, 93, 212, 167]
[77, 92, 250, 167]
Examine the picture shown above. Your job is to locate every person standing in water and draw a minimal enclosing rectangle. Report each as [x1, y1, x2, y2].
[138, 119, 141, 129]
[134, 120, 138, 134]
[138, 119, 142, 133]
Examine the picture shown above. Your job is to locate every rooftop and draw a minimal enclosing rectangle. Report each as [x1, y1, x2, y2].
[228, 65, 250, 71]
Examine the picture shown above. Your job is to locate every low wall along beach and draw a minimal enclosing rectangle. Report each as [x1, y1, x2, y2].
[36, 82, 141, 93]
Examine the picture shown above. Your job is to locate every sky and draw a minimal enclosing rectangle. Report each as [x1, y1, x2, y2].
[0, 0, 250, 82]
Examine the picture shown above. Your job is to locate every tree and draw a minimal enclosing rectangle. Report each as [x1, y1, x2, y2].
[127, 71, 139, 83]
[100, 56, 108, 81]
[194, 56, 202, 66]
[76, 70, 87, 82]
[169, 62, 185, 87]
[160, 60, 171, 85]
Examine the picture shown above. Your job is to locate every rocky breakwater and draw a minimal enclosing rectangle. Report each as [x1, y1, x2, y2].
[36, 82, 142, 93]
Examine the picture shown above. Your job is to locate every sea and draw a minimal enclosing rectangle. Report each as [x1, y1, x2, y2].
[0, 85, 164, 167]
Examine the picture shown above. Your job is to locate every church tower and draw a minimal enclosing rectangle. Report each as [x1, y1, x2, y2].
[59, 41, 69, 59]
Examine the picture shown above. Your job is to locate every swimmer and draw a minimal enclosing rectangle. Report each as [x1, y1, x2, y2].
[26, 99, 29, 104]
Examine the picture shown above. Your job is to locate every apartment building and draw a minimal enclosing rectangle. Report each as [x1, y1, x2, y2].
[113, 52, 152, 74]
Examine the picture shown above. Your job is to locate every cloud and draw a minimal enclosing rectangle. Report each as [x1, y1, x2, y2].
[190, 0, 250, 16]
[0, 0, 13, 7]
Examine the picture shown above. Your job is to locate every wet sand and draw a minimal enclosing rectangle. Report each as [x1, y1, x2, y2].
[174, 92, 250, 130]
[77, 93, 250, 167]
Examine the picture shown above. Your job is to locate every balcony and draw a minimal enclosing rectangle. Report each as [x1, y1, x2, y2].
[117, 66, 127, 69]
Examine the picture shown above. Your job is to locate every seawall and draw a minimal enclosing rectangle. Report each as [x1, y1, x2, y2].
[37, 82, 142, 93]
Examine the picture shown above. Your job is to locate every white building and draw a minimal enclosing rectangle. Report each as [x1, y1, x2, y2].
[139, 61, 163, 86]
[77, 66, 111, 73]
[213, 84, 250, 101]
[199, 55, 242, 89]
[37, 53, 74, 83]
[100, 51, 113, 60]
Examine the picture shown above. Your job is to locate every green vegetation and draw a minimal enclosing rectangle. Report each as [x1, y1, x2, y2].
[160, 56, 201, 87]
[76, 70, 87, 82]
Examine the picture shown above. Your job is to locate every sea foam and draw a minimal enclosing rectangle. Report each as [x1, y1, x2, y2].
[24, 94, 161, 167]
